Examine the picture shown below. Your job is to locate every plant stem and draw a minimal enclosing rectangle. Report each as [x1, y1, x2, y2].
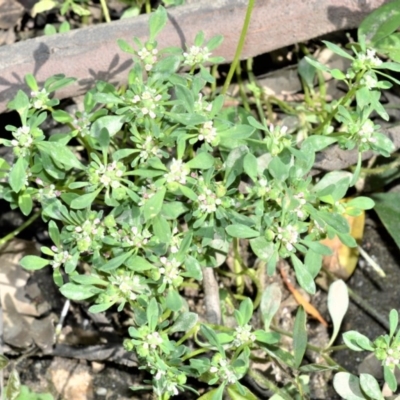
[0, 210, 41, 246]
[221, 0, 255, 95]
[99, 0, 111, 23]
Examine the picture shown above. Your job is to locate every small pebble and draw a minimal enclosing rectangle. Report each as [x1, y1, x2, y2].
[95, 387, 107, 396]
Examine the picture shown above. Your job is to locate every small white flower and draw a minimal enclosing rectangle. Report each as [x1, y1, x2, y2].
[198, 121, 217, 143]
[166, 159, 190, 185]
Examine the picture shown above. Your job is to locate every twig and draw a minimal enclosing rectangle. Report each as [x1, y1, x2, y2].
[202, 267, 221, 325]
[0, 211, 41, 247]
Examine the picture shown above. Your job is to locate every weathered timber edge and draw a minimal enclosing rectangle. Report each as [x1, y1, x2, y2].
[0, 0, 390, 113]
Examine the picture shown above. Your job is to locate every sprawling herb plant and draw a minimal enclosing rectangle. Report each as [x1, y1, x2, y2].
[1, 2, 400, 399]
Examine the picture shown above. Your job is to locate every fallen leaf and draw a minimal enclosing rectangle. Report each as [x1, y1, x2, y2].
[279, 264, 328, 327]
[321, 210, 365, 280]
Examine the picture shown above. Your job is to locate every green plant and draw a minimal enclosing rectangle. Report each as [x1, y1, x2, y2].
[1, 2, 400, 399]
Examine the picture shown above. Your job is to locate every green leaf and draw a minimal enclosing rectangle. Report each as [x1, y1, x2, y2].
[166, 290, 183, 312]
[70, 188, 102, 209]
[238, 298, 253, 326]
[218, 124, 255, 143]
[149, 6, 167, 41]
[143, 186, 166, 221]
[254, 330, 280, 345]
[346, 196, 375, 211]
[358, 0, 400, 44]
[389, 309, 398, 338]
[322, 41, 354, 60]
[298, 56, 316, 89]
[293, 306, 307, 368]
[304, 56, 330, 73]
[9, 157, 28, 193]
[226, 384, 258, 400]
[226, 224, 259, 239]
[173, 84, 194, 113]
[249, 237, 274, 262]
[260, 283, 281, 331]
[60, 283, 100, 301]
[70, 275, 108, 286]
[7, 90, 30, 120]
[197, 385, 225, 400]
[333, 372, 365, 400]
[326, 280, 349, 348]
[125, 255, 154, 271]
[318, 211, 349, 234]
[112, 148, 136, 161]
[88, 302, 116, 313]
[169, 312, 198, 333]
[25, 73, 38, 91]
[371, 192, 400, 249]
[0, 355, 9, 370]
[384, 365, 397, 392]
[342, 331, 374, 351]
[182, 255, 202, 280]
[152, 215, 171, 243]
[20, 255, 50, 270]
[5, 368, 21, 400]
[243, 152, 258, 181]
[187, 152, 215, 169]
[18, 192, 33, 216]
[147, 297, 159, 331]
[36, 142, 85, 170]
[90, 115, 124, 137]
[359, 373, 384, 400]
[177, 184, 197, 201]
[304, 250, 322, 279]
[52, 109, 73, 123]
[291, 254, 315, 294]
[100, 250, 133, 271]
[200, 325, 224, 355]
[162, 201, 188, 219]
[302, 240, 332, 256]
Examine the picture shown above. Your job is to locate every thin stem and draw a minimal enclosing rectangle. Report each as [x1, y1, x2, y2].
[236, 63, 251, 112]
[99, 0, 111, 23]
[246, 58, 267, 126]
[233, 238, 244, 294]
[145, 0, 151, 14]
[0, 211, 41, 246]
[222, 0, 255, 95]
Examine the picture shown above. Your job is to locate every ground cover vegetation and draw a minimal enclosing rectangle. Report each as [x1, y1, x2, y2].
[1, 1, 400, 399]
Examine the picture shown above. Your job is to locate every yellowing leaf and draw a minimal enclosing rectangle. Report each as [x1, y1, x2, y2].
[321, 209, 365, 280]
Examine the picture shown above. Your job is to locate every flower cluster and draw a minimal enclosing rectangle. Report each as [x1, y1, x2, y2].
[30, 88, 49, 109]
[374, 336, 400, 369]
[159, 257, 182, 287]
[276, 224, 299, 252]
[109, 271, 148, 302]
[88, 161, 125, 188]
[50, 246, 71, 269]
[137, 135, 163, 163]
[183, 45, 211, 66]
[357, 119, 377, 145]
[137, 46, 159, 71]
[166, 159, 190, 185]
[209, 355, 240, 384]
[128, 87, 163, 119]
[10, 126, 34, 157]
[355, 49, 382, 70]
[233, 324, 256, 347]
[71, 217, 105, 252]
[73, 111, 91, 137]
[198, 121, 217, 144]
